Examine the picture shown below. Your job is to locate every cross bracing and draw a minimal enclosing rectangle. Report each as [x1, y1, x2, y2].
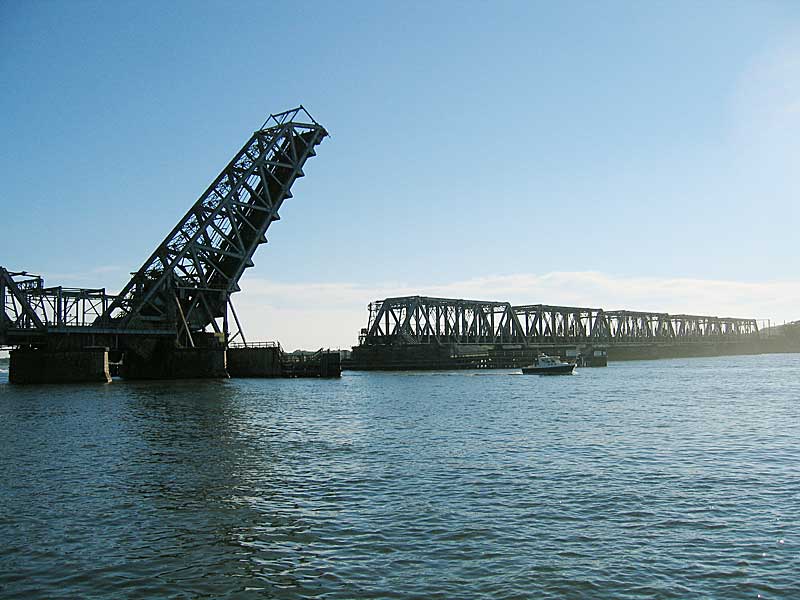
[363, 296, 525, 345]
[600, 311, 760, 340]
[95, 106, 327, 334]
[1, 270, 45, 334]
[1, 108, 327, 349]
[1, 267, 121, 343]
[513, 304, 606, 341]
[360, 296, 759, 346]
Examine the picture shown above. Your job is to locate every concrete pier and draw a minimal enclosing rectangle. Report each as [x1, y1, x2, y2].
[9, 347, 111, 384]
[351, 344, 455, 370]
[121, 346, 227, 380]
[227, 346, 342, 378]
[282, 350, 342, 377]
[319, 351, 341, 377]
[227, 346, 282, 377]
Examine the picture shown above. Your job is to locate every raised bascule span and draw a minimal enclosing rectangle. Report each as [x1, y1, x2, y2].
[2, 107, 335, 382]
[95, 107, 327, 338]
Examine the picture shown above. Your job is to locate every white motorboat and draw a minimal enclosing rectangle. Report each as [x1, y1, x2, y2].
[521, 354, 576, 375]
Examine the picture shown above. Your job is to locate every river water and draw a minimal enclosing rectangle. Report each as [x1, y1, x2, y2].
[1, 354, 798, 599]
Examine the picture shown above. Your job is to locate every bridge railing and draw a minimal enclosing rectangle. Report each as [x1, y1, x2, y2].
[228, 341, 282, 351]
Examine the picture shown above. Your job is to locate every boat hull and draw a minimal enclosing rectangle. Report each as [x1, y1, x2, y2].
[521, 364, 575, 375]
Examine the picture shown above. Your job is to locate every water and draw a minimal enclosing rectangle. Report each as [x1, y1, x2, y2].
[1, 354, 799, 599]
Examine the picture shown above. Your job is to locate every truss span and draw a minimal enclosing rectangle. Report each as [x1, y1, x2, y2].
[1, 267, 173, 346]
[360, 296, 759, 347]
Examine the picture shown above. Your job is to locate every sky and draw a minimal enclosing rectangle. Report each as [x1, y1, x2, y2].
[2, 0, 800, 350]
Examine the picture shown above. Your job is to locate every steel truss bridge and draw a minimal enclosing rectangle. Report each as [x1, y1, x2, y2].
[360, 296, 759, 347]
[1, 107, 327, 351]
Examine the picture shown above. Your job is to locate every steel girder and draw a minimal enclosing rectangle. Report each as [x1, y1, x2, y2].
[360, 296, 759, 346]
[363, 296, 525, 345]
[24, 287, 112, 328]
[1, 267, 120, 345]
[1, 269, 46, 337]
[96, 106, 327, 333]
[513, 304, 605, 342]
[599, 311, 758, 341]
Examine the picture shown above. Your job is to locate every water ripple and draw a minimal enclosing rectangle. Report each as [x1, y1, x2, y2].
[1, 355, 800, 598]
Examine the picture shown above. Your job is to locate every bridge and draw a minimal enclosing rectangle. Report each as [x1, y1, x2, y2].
[2, 107, 338, 382]
[351, 296, 763, 369]
[2, 108, 787, 380]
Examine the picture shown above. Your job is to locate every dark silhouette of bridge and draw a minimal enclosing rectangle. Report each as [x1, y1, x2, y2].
[351, 296, 764, 369]
[2, 107, 336, 382]
[1, 108, 785, 379]
[360, 296, 758, 345]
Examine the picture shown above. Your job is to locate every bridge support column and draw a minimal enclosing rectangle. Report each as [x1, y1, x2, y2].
[226, 347, 282, 377]
[318, 351, 341, 377]
[121, 344, 227, 380]
[9, 347, 111, 384]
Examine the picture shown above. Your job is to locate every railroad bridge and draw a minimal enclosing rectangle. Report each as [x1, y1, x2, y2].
[1, 108, 780, 380]
[2, 107, 338, 383]
[351, 296, 763, 369]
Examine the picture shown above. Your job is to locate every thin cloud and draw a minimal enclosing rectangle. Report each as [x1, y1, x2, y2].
[39, 265, 123, 286]
[234, 272, 800, 350]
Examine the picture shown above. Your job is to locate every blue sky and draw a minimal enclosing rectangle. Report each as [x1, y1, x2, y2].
[2, 1, 800, 348]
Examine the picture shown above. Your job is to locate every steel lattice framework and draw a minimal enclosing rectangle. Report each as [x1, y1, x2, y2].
[363, 296, 525, 345]
[1, 108, 327, 349]
[514, 304, 605, 342]
[361, 296, 759, 346]
[1, 269, 46, 334]
[600, 310, 759, 340]
[96, 106, 327, 336]
[1, 267, 126, 345]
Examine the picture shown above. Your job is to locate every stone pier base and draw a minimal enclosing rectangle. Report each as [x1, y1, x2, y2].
[122, 346, 228, 380]
[9, 347, 111, 384]
[227, 347, 282, 377]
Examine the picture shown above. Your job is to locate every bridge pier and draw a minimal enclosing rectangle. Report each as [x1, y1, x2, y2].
[226, 346, 343, 378]
[9, 347, 111, 384]
[226, 346, 282, 377]
[121, 345, 227, 380]
[282, 350, 342, 377]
